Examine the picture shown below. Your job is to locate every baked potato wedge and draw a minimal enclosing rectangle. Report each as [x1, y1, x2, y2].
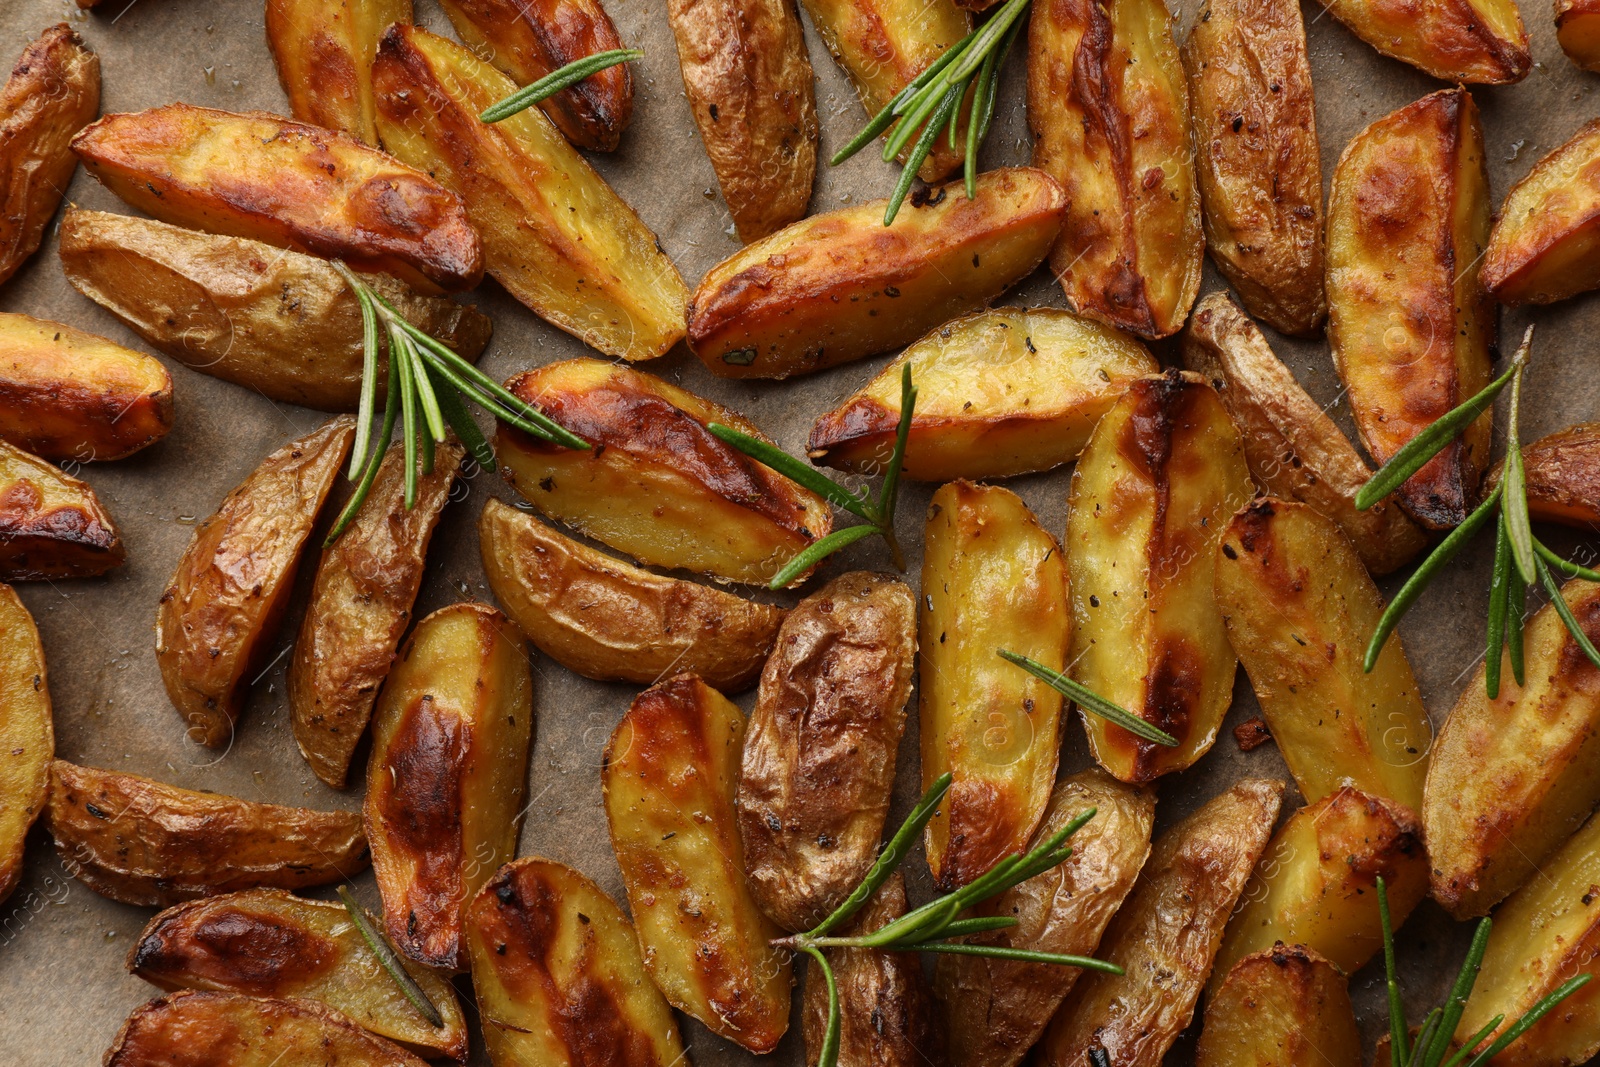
[465, 857, 687, 1067]
[365, 603, 533, 971]
[129, 889, 467, 1060]
[46, 761, 367, 908]
[1065, 371, 1253, 783]
[0, 584, 51, 906]
[1213, 499, 1432, 809]
[1183, 292, 1427, 574]
[808, 307, 1157, 482]
[0, 24, 98, 289]
[1197, 946, 1362, 1067]
[72, 104, 482, 294]
[1482, 119, 1600, 306]
[372, 24, 687, 361]
[1558, 0, 1600, 71]
[479, 498, 785, 691]
[496, 358, 832, 587]
[156, 417, 354, 748]
[1029, 0, 1202, 339]
[265, 0, 411, 144]
[1037, 778, 1285, 1067]
[934, 769, 1155, 1067]
[920, 480, 1070, 888]
[0, 437, 124, 580]
[603, 674, 792, 1052]
[1326, 87, 1495, 530]
[1317, 0, 1529, 83]
[685, 167, 1067, 379]
[737, 571, 917, 930]
[1490, 422, 1600, 529]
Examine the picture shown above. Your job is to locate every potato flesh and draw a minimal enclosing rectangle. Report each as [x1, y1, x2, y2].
[1317, 0, 1529, 83]
[1482, 119, 1600, 306]
[603, 674, 792, 1052]
[0, 585, 51, 906]
[1197, 946, 1362, 1067]
[265, 0, 411, 144]
[808, 307, 1157, 481]
[1558, 0, 1600, 71]
[371, 25, 687, 361]
[0, 437, 123, 580]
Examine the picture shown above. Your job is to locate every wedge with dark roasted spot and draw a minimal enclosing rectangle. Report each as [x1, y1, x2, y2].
[0, 439, 123, 581]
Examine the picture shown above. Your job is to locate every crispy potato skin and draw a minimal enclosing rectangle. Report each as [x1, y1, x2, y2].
[1038, 778, 1285, 1067]
[1183, 293, 1427, 574]
[0, 585, 51, 907]
[686, 168, 1067, 379]
[1197, 946, 1362, 1067]
[935, 770, 1155, 1067]
[129, 889, 468, 1060]
[1326, 87, 1495, 530]
[72, 104, 482, 294]
[1486, 422, 1600, 528]
[465, 858, 687, 1067]
[0, 24, 98, 289]
[0, 437, 123, 580]
[58, 210, 489, 412]
[1558, 0, 1600, 70]
[439, 0, 633, 152]
[1482, 120, 1600, 306]
[46, 761, 368, 908]
[372, 25, 687, 361]
[479, 499, 785, 691]
[156, 418, 354, 749]
[1318, 0, 1529, 82]
[809, 308, 1156, 482]
[1066, 371, 1253, 782]
[365, 603, 533, 972]
[1424, 577, 1600, 918]
[496, 358, 832, 586]
[920, 481, 1070, 888]
[1181, 0, 1324, 336]
[738, 572, 917, 930]
[1214, 499, 1432, 809]
[290, 442, 462, 789]
[603, 674, 792, 1052]
[265, 0, 411, 144]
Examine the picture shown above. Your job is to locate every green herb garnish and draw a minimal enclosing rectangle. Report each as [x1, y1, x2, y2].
[479, 50, 644, 124]
[337, 885, 446, 1029]
[998, 650, 1179, 746]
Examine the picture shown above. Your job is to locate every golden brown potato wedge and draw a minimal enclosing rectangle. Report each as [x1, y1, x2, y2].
[0, 585, 51, 907]
[935, 769, 1155, 1067]
[1490, 422, 1600, 529]
[46, 761, 368, 908]
[58, 209, 489, 412]
[808, 307, 1157, 482]
[920, 481, 1070, 889]
[265, 0, 411, 144]
[1424, 576, 1600, 919]
[72, 104, 482, 294]
[372, 25, 687, 361]
[603, 674, 792, 1052]
[0, 24, 98, 289]
[289, 441, 462, 789]
[156, 417, 354, 748]
[1482, 120, 1600, 306]
[479, 498, 785, 691]
[1183, 292, 1428, 574]
[1214, 499, 1432, 810]
[129, 889, 467, 1060]
[0, 437, 123, 580]
[496, 358, 832, 587]
[738, 572, 917, 930]
[1037, 778, 1284, 1067]
[366, 603, 533, 971]
[1326, 87, 1495, 530]
[1197, 946, 1362, 1067]
[465, 857, 687, 1067]
[1558, 0, 1600, 71]
[686, 167, 1067, 379]
[439, 0, 633, 152]
[1065, 371, 1253, 783]
[1181, 0, 1324, 337]
[1316, 0, 1529, 83]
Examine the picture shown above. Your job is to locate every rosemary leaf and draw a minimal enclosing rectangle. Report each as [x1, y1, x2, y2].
[910, 943, 1123, 972]
[1462, 975, 1592, 1067]
[1508, 563, 1527, 686]
[334, 263, 382, 478]
[875, 363, 916, 524]
[921, 915, 1020, 940]
[1503, 360, 1537, 583]
[998, 650, 1178, 746]
[337, 886, 445, 1029]
[1406, 1010, 1444, 1067]
[1440, 1017, 1505, 1067]
[326, 358, 402, 545]
[406, 335, 449, 449]
[1486, 515, 1511, 698]
[432, 373, 496, 472]
[885, 85, 962, 225]
[882, 75, 953, 163]
[1536, 540, 1600, 582]
[479, 49, 643, 123]
[1379, 878, 1409, 1067]
[767, 524, 880, 590]
[1537, 557, 1600, 671]
[392, 324, 420, 508]
[830, 29, 975, 165]
[1423, 917, 1493, 1067]
[944, 0, 1029, 83]
[802, 945, 841, 1067]
[706, 423, 873, 519]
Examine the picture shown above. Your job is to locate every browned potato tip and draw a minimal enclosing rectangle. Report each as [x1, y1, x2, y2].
[1485, 422, 1600, 529]
[156, 417, 355, 748]
[495, 358, 833, 587]
[265, 0, 411, 145]
[1558, 0, 1600, 70]
[71, 103, 483, 294]
[686, 167, 1067, 379]
[0, 585, 52, 907]
[1482, 119, 1600, 306]
[372, 24, 687, 361]
[809, 307, 1156, 482]
[0, 437, 124, 580]
[1197, 946, 1362, 1067]
[1316, 0, 1529, 83]
[46, 761, 368, 908]
[129, 888, 468, 1060]
[738, 571, 917, 930]
[1327, 86, 1495, 530]
[479, 498, 786, 692]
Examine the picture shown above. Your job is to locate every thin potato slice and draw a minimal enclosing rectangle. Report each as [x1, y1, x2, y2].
[156, 417, 355, 748]
[1196, 946, 1362, 1067]
[1493, 422, 1600, 528]
[46, 761, 368, 908]
[603, 674, 792, 1052]
[0, 585, 51, 906]
[808, 307, 1156, 482]
[479, 498, 785, 692]
[1315, 0, 1529, 83]
[372, 24, 687, 361]
[920, 481, 1070, 888]
[1558, 0, 1600, 71]
[265, 0, 411, 144]
[465, 857, 687, 1067]
[0, 437, 124, 580]
[1482, 119, 1600, 306]
[686, 167, 1067, 379]
[1326, 87, 1495, 529]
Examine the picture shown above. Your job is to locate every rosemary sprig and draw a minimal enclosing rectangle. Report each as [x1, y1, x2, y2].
[479, 49, 644, 123]
[998, 650, 1179, 746]
[337, 886, 445, 1029]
